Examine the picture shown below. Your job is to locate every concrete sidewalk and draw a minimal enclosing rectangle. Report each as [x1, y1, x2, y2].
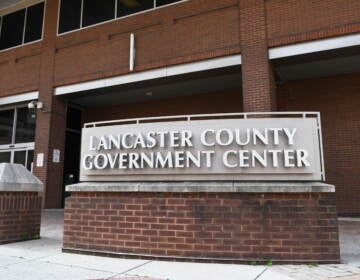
[0, 210, 359, 280]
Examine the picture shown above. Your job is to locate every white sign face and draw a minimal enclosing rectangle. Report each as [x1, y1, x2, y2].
[36, 153, 44, 167]
[79, 117, 324, 181]
[53, 149, 60, 163]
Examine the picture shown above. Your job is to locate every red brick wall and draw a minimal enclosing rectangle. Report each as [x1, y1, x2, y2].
[1, 0, 360, 96]
[266, 0, 360, 46]
[54, 0, 240, 86]
[278, 73, 360, 216]
[0, 43, 41, 96]
[0, 192, 42, 244]
[63, 191, 340, 263]
[239, 0, 276, 112]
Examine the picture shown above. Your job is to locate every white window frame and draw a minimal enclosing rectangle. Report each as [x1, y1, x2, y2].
[0, 0, 46, 53]
[0, 105, 36, 151]
[57, 0, 188, 36]
[0, 148, 34, 172]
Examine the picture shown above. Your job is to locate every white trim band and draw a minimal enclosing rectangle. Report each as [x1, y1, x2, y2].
[54, 54, 242, 96]
[0, 91, 39, 106]
[269, 33, 360, 59]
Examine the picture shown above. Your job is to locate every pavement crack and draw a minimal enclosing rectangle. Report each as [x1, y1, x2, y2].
[254, 267, 268, 280]
[107, 260, 153, 279]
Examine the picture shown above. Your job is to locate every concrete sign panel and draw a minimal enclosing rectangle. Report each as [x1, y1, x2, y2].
[79, 115, 324, 181]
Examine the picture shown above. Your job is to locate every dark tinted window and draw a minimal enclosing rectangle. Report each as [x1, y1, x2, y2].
[26, 150, 34, 171]
[0, 110, 14, 145]
[15, 107, 36, 143]
[156, 0, 181, 7]
[82, 0, 115, 27]
[0, 9, 26, 50]
[58, 0, 81, 33]
[117, 0, 154, 18]
[24, 2, 44, 43]
[0, 152, 11, 163]
[14, 150, 26, 166]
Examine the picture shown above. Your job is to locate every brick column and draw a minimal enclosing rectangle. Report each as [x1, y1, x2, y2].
[33, 0, 66, 208]
[239, 0, 276, 112]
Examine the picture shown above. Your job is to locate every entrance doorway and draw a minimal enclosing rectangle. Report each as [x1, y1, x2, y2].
[62, 105, 82, 207]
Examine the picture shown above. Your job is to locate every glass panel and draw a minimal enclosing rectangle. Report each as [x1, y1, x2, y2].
[0, 109, 14, 145]
[117, 0, 154, 18]
[156, 0, 181, 7]
[15, 107, 36, 144]
[0, 9, 26, 50]
[24, 2, 44, 43]
[0, 152, 11, 163]
[14, 150, 26, 166]
[58, 0, 82, 34]
[82, 0, 115, 27]
[26, 150, 34, 171]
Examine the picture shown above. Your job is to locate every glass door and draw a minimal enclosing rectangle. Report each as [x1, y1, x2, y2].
[0, 104, 36, 171]
[0, 148, 34, 171]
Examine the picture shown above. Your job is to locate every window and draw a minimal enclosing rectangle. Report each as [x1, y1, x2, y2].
[83, 0, 115, 27]
[0, 151, 11, 163]
[58, 0, 184, 34]
[15, 107, 36, 143]
[0, 149, 34, 172]
[156, 0, 181, 7]
[0, 106, 36, 146]
[0, 106, 36, 171]
[24, 2, 44, 43]
[58, 0, 81, 34]
[0, 2, 45, 51]
[0, 9, 25, 50]
[0, 109, 14, 145]
[117, 0, 154, 18]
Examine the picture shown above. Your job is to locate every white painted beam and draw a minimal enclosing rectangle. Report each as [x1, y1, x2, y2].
[54, 54, 242, 96]
[269, 33, 360, 60]
[0, 91, 39, 106]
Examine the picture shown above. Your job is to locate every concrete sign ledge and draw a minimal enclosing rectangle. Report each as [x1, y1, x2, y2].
[0, 163, 43, 192]
[66, 181, 335, 193]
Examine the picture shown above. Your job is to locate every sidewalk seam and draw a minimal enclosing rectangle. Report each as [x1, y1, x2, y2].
[107, 260, 154, 279]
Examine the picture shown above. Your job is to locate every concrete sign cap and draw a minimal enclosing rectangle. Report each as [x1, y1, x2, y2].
[0, 163, 43, 192]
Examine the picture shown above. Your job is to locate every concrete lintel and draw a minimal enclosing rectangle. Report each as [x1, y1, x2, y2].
[66, 181, 335, 193]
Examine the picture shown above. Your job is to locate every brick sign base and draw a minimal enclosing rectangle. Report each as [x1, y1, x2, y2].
[0, 192, 42, 244]
[63, 190, 340, 263]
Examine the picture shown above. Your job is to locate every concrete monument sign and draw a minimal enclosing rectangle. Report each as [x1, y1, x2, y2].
[79, 113, 325, 181]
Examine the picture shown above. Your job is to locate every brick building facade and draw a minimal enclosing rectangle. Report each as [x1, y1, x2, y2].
[0, 0, 359, 217]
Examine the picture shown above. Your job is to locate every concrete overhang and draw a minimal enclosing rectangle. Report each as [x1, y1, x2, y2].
[270, 37, 360, 81]
[55, 55, 242, 107]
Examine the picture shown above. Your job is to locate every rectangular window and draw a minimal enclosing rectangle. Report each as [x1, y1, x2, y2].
[58, 0, 185, 34]
[26, 150, 34, 171]
[0, 106, 35, 171]
[14, 150, 26, 165]
[0, 151, 11, 163]
[0, 9, 26, 50]
[117, 0, 154, 18]
[0, 2, 44, 51]
[15, 107, 36, 144]
[0, 109, 14, 145]
[82, 0, 115, 27]
[24, 2, 44, 43]
[156, 0, 181, 7]
[58, 0, 81, 34]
